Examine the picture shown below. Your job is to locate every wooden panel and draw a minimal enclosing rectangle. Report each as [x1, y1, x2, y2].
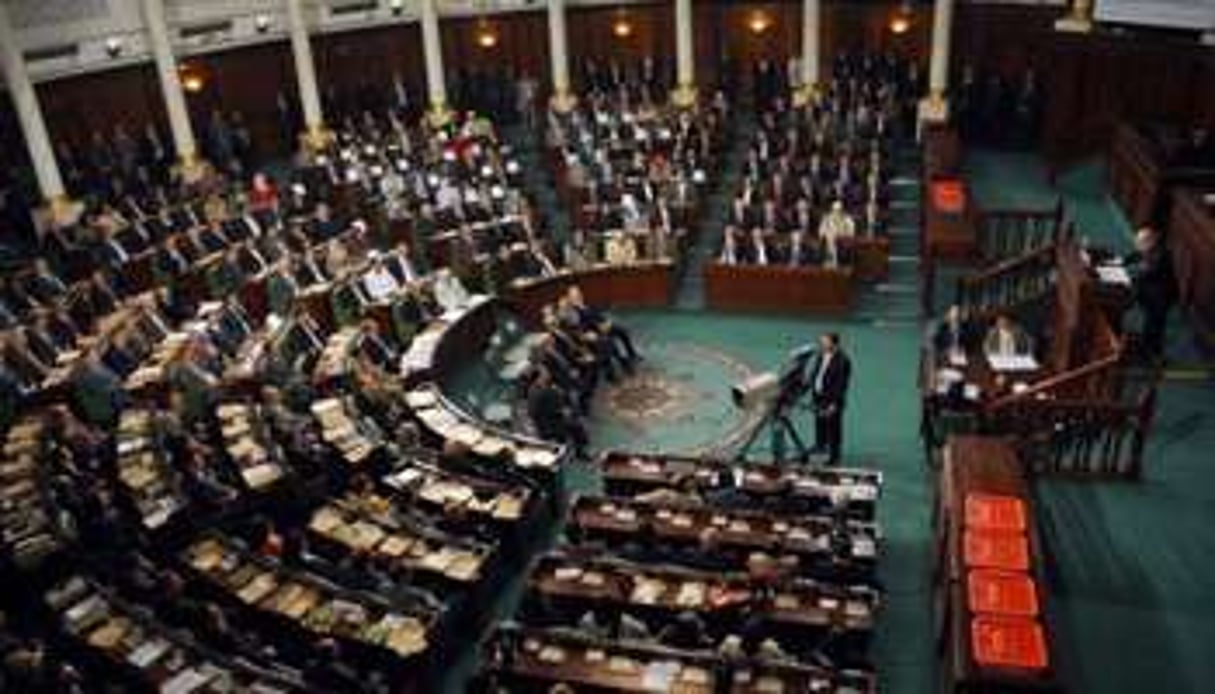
[704, 263, 854, 314]
[1170, 188, 1215, 351]
[505, 263, 675, 329]
[35, 64, 165, 150]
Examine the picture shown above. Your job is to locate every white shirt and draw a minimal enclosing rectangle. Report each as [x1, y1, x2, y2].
[363, 266, 400, 302]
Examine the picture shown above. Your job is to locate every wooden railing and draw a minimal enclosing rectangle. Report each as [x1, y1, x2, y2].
[985, 388, 1157, 480]
[975, 201, 1067, 264]
[955, 243, 1058, 322]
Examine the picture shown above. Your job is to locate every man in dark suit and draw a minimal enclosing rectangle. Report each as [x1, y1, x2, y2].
[1128, 226, 1176, 360]
[526, 367, 588, 458]
[808, 332, 851, 465]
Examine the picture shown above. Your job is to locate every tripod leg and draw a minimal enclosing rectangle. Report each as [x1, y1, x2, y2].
[778, 413, 811, 463]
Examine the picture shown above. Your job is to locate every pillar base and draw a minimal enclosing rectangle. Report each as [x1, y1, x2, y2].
[549, 90, 578, 114]
[42, 195, 83, 228]
[426, 103, 453, 129]
[175, 153, 209, 184]
[918, 94, 949, 125]
[1054, 15, 1093, 32]
[299, 126, 335, 155]
[670, 83, 698, 109]
[792, 84, 821, 108]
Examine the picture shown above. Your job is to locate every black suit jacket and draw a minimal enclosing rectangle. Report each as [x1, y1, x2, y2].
[809, 350, 851, 409]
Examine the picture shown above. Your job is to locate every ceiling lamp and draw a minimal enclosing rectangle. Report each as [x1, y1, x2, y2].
[890, 1, 914, 35]
[476, 21, 499, 49]
[179, 63, 206, 93]
[612, 10, 633, 39]
[748, 10, 773, 35]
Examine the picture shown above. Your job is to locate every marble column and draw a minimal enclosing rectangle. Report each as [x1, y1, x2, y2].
[547, 0, 575, 112]
[0, 2, 75, 222]
[140, 0, 201, 174]
[918, 0, 955, 125]
[420, 0, 450, 125]
[671, 0, 696, 107]
[794, 0, 821, 106]
[286, 0, 330, 150]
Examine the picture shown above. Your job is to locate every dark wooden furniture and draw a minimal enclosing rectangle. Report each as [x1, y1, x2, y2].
[504, 262, 675, 327]
[1109, 122, 1164, 229]
[1169, 187, 1215, 351]
[598, 450, 880, 521]
[924, 177, 978, 262]
[935, 436, 1059, 693]
[478, 625, 877, 693]
[704, 263, 853, 314]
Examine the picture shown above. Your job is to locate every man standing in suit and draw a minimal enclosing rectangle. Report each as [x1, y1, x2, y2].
[808, 332, 851, 465]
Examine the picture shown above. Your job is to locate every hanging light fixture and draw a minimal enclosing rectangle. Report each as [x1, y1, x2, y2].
[476, 20, 499, 49]
[612, 9, 634, 39]
[889, 1, 914, 35]
[747, 10, 773, 35]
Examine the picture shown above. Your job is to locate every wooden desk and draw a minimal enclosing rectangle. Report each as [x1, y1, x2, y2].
[526, 551, 879, 647]
[598, 451, 880, 521]
[481, 626, 876, 694]
[924, 177, 977, 262]
[569, 496, 878, 584]
[1169, 187, 1215, 351]
[936, 436, 1059, 693]
[505, 262, 675, 327]
[704, 263, 853, 314]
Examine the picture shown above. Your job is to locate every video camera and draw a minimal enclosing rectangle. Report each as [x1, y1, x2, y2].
[731, 344, 817, 411]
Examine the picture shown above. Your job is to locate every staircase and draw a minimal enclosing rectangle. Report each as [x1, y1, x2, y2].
[673, 112, 752, 310]
[853, 145, 924, 326]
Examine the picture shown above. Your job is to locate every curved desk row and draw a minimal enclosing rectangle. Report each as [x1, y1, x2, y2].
[705, 263, 854, 314]
[503, 261, 676, 327]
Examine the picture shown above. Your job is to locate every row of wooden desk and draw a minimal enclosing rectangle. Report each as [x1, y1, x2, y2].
[473, 450, 884, 692]
[703, 237, 890, 315]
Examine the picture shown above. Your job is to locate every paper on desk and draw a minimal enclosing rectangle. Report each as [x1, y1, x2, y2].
[987, 354, 1039, 373]
[1097, 264, 1132, 286]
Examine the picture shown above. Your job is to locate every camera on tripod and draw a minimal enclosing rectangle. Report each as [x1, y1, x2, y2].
[729, 345, 818, 462]
[731, 345, 816, 412]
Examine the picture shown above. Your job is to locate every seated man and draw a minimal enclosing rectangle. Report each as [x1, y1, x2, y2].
[817, 200, 856, 267]
[362, 253, 401, 302]
[564, 285, 639, 369]
[526, 367, 588, 458]
[432, 268, 472, 313]
[983, 313, 1033, 358]
[933, 304, 978, 356]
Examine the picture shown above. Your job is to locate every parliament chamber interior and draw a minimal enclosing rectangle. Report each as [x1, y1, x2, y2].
[1, 0, 1214, 692]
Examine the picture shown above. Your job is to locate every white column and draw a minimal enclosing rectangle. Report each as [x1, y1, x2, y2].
[547, 0, 575, 111]
[419, 0, 450, 124]
[140, 0, 199, 169]
[672, 0, 696, 106]
[1055, 0, 1094, 32]
[795, 0, 821, 105]
[0, 4, 68, 211]
[918, 0, 955, 125]
[286, 0, 329, 149]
